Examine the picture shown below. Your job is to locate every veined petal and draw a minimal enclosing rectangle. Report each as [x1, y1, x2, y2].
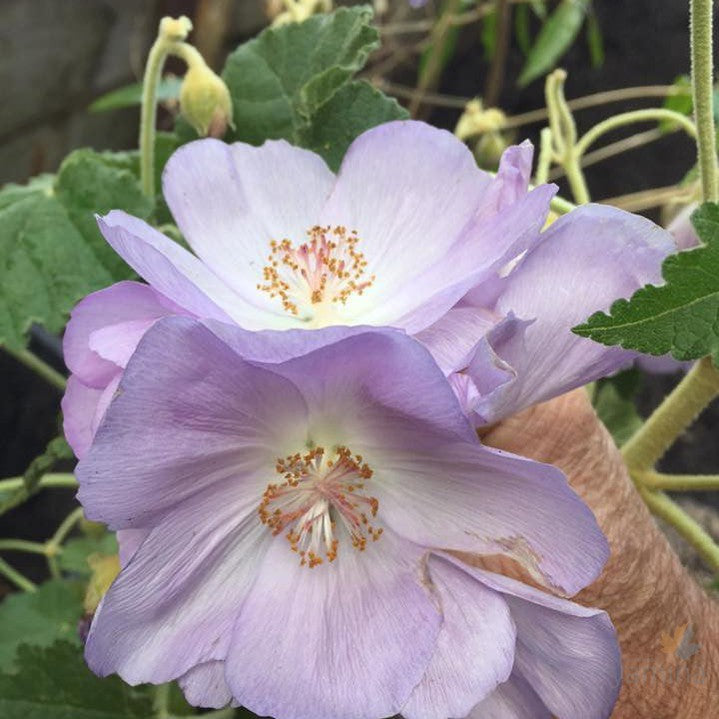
[63, 281, 183, 387]
[469, 203, 676, 423]
[97, 211, 283, 329]
[468, 671, 550, 719]
[402, 555, 516, 719]
[85, 484, 270, 685]
[454, 561, 621, 719]
[226, 528, 440, 719]
[163, 138, 335, 304]
[76, 317, 309, 529]
[178, 661, 232, 710]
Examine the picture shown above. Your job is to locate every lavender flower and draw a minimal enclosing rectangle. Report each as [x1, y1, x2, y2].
[76, 317, 617, 718]
[62, 121, 674, 457]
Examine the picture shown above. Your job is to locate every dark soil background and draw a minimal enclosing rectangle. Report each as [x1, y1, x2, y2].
[1, 0, 717, 589]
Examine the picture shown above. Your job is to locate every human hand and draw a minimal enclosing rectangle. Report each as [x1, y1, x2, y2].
[482, 389, 719, 719]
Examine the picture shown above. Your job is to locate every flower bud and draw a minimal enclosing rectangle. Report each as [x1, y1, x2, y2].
[180, 62, 234, 138]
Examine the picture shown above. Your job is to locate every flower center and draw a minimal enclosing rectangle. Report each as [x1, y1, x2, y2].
[256, 225, 375, 325]
[258, 446, 382, 568]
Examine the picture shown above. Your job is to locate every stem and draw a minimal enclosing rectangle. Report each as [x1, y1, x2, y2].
[691, 0, 718, 202]
[140, 17, 192, 198]
[46, 506, 84, 578]
[640, 471, 719, 491]
[0, 539, 48, 555]
[534, 127, 553, 185]
[4, 347, 66, 392]
[153, 683, 171, 719]
[639, 486, 719, 572]
[575, 108, 697, 157]
[564, 149, 591, 205]
[623, 357, 719, 470]
[549, 195, 576, 215]
[0, 557, 37, 592]
[0, 473, 78, 493]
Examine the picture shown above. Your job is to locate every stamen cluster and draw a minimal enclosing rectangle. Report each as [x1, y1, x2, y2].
[258, 445, 382, 568]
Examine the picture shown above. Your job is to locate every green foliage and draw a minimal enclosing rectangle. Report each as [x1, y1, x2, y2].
[661, 75, 694, 133]
[585, 9, 604, 69]
[593, 370, 643, 447]
[0, 437, 73, 516]
[0, 148, 157, 352]
[89, 77, 182, 113]
[0, 642, 154, 718]
[518, 0, 589, 87]
[55, 150, 154, 279]
[58, 534, 118, 577]
[0, 581, 84, 670]
[222, 5, 407, 170]
[297, 80, 406, 169]
[574, 203, 719, 364]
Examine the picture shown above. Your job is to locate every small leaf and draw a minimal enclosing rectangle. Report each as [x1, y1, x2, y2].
[297, 80, 408, 170]
[89, 77, 182, 113]
[574, 202, 719, 364]
[518, 0, 588, 87]
[0, 642, 154, 718]
[660, 75, 693, 133]
[58, 534, 118, 577]
[0, 191, 114, 352]
[593, 370, 643, 446]
[54, 150, 154, 280]
[514, 4, 532, 57]
[0, 581, 84, 670]
[222, 6, 379, 146]
[585, 8, 604, 69]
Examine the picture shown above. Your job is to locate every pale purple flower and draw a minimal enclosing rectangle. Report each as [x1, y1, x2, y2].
[62, 120, 673, 456]
[76, 317, 617, 719]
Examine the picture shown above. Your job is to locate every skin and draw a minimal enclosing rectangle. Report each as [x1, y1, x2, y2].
[482, 389, 719, 719]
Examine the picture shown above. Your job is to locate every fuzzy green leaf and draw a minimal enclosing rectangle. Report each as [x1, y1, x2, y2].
[0, 191, 113, 351]
[592, 370, 643, 446]
[297, 80, 408, 170]
[0, 642, 154, 718]
[222, 6, 401, 168]
[0, 581, 84, 671]
[54, 150, 154, 279]
[574, 202, 719, 363]
[518, 0, 588, 87]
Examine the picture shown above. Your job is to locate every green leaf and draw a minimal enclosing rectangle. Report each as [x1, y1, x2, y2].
[297, 80, 408, 170]
[660, 75, 693, 133]
[481, 9, 498, 61]
[593, 370, 643, 446]
[585, 9, 604, 69]
[0, 175, 54, 211]
[0, 642, 154, 718]
[0, 581, 84, 670]
[574, 202, 719, 363]
[222, 6, 401, 168]
[0, 191, 114, 351]
[54, 150, 154, 280]
[58, 534, 118, 577]
[518, 0, 588, 87]
[514, 5, 532, 57]
[89, 77, 182, 113]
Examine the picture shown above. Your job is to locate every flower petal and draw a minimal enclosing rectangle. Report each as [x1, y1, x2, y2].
[163, 138, 335, 301]
[259, 328, 606, 595]
[469, 203, 675, 423]
[468, 671, 550, 719]
[178, 661, 232, 710]
[61, 376, 106, 459]
[96, 211, 275, 328]
[415, 307, 499, 374]
[63, 281, 182, 387]
[76, 317, 309, 529]
[457, 563, 621, 719]
[85, 484, 270, 685]
[402, 555, 515, 719]
[226, 528, 440, 719]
